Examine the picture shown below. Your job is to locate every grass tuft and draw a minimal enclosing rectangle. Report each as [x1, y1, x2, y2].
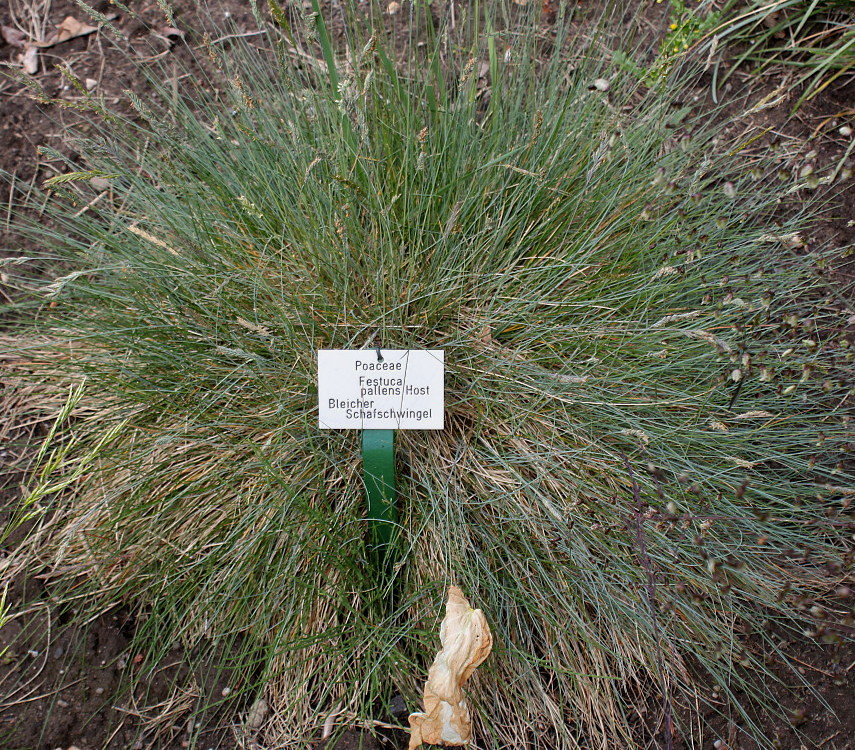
[2, 2, 854, 747]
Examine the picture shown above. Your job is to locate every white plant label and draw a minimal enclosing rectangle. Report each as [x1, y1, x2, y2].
[318, 349, 444, 430]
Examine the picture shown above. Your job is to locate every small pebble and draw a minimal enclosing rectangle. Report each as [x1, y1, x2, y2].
[592, 78, 610, 92]
[53, 647, 64, 659]
[95, 687, 105, 695]
[839, 125, 853, 137]
[221, 686, 231, 697]
[57, 699, 69, 708]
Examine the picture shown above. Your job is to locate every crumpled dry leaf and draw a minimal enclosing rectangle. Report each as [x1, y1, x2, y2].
[2, 25, 27, 47]
[29, 16, 101, 49]
[408, 586, 493, 750]
[14, 14, 104, 74]
[52, 16, 98, 45]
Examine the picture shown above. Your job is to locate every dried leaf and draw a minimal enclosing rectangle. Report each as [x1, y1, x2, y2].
[2, 25, 27, 47]
[160, 26, 185, 39]
[55, 16, 98, 44]
[32, 16, 100, 48]
[408, 587, 493, 749]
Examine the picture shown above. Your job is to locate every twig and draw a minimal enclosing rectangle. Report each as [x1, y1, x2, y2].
[209, 30, 266, 44]
[73, 188, 108, 217]
[0, 677, 85, 708]
[321, 703, 344, 739]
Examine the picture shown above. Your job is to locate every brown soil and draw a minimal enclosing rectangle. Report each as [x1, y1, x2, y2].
[1, 2, 853, 749]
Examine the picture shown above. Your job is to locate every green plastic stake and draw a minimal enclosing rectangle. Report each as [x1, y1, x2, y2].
[362, 429, 397, 563]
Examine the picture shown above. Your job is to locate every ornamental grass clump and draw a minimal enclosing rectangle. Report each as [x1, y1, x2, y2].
[2, 1, 853, 748]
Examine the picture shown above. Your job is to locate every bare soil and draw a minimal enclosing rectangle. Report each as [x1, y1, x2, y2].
[1, 2, 854, 749]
